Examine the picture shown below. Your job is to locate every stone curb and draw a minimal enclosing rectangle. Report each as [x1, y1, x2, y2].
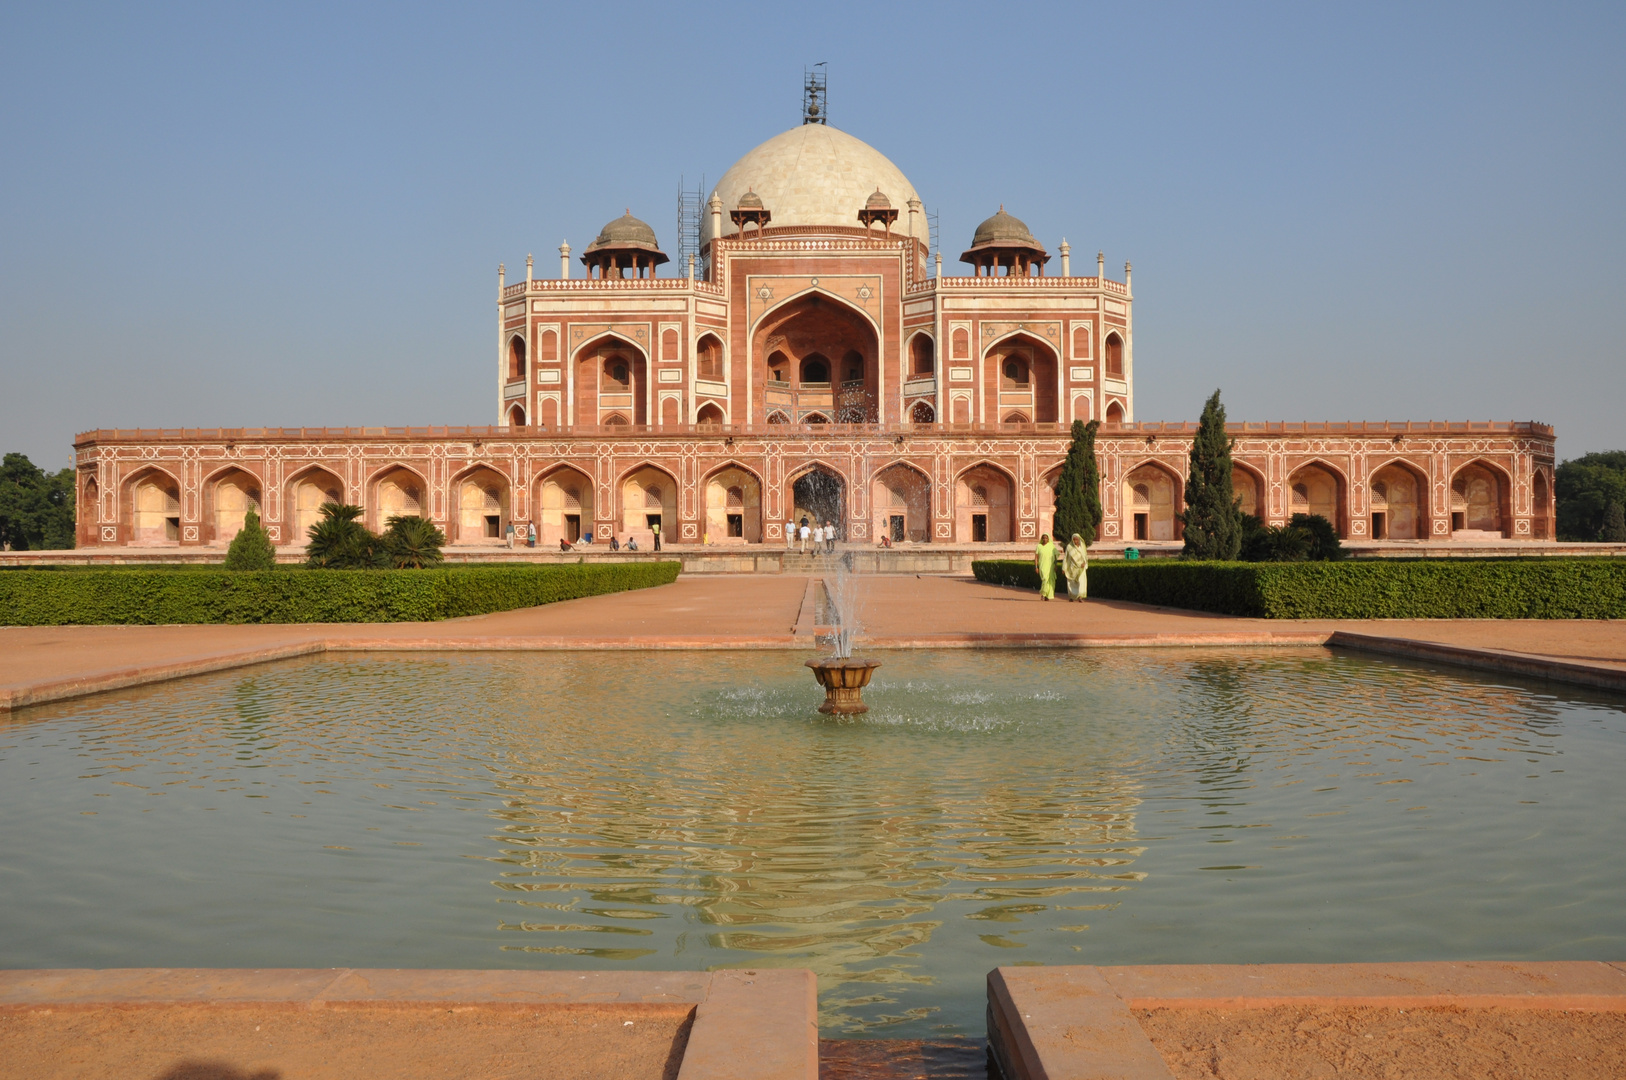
[0, 968, 818, 1080]
[1327, 631, 1626, 692]
[988, 961, 1626, 1080]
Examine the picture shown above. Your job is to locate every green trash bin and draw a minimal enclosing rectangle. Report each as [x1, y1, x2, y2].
[1125, 547, 1140, 560]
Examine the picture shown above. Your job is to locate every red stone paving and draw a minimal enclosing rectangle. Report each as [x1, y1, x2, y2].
[4, 574, 1626, 710]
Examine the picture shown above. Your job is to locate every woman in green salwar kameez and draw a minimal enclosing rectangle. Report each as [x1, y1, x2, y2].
[1033, 533, 1058, 600]
[1063, 533, 1088, 601]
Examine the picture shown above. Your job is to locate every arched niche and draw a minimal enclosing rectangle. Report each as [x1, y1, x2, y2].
[452, 466, 509, 544]
[696, 402, 726, 426]
[696, 334, 724, 381]
[872, 463, 931, 544]
[1288, 462, 1346, 536]
[661, 328, 679, 362]
[507, 403, 526, 427]
[126, 467, 181, 546]
[575, 334, 647, 426]
[908, 333, 935, 378]
[1122, 462, 1181, 542]
[207, 467, 262, 545]
[536, 466, 593, 546]
[1231, 464, 1264, 520]
[1369, 461, 1427, 540]
[620, 465, 677, 547]
[1450, 461, 1510, 537]
[704, 465, 762, 543]
[1532, 469, 1552, 539]
[288, 467, 344, 545]
[956, 463, 1014, 543]
[508, 335, 526, 381]
[1104, 332, 1124, 377]
[1105, 400, 1125, 424]
[910, 400, 935, 424]
[985, 333, 1059, 423]
[371, 466, 426, 532]
[1072, 325, 1091, 359]
[752, 292, 878, 424]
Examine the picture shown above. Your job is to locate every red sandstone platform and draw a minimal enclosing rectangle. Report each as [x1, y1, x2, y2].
[4, 575, 1626, 710]
[989, 961, 1626, 1080]
[0, 967, 817, 1080]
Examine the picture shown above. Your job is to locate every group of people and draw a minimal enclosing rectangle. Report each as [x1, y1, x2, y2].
[494, 522, 660, 552]
[1032, 532, 1089, 602]
[786, 517, 838, 554]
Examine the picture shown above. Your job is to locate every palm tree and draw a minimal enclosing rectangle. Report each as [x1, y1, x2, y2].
[382, 515, 446, 568]
[305, 503, 383, 568]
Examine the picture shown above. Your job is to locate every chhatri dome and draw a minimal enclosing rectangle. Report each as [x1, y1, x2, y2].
[703, 125, 922, 243]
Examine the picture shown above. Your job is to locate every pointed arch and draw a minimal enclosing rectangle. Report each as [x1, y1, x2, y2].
[122, 464, 182, 546]
[1121, 458, 1184, 543]
[202, 465, 264, 544]
[1449, 458, 1513, 537]
[749, 285, 881, 338]
[507, 334, 527, 381]
[618, 461, 679, 547]
[535, 463, 595, 546]
[982, 330, 1060, 423]
[695, 402, 727, 426]
[1230, 460, 1267, 521]
[786, 459, 849, 539]
[285, 464, 347, 545]
[1367, 457, 1428, 540]
[367, 463, 430, 533]
[955, 460, 1017, 543]
[906, 330, 935, 378]
[1287, 458, 1349, 537]
[447, 463, 512, 544]
[572, 331, 650, 427]
[702, 460, 763, 544]
[873, 460, 933, 543]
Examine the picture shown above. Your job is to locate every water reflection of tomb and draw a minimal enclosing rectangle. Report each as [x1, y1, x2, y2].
[73, 101, 1555, 551]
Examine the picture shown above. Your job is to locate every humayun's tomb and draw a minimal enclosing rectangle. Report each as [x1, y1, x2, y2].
[72, 111, 1555, 553]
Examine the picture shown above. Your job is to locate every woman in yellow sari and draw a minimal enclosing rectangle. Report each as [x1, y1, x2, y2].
[1063, 533, 1089, 602]
[1033, 533, 1057, 600]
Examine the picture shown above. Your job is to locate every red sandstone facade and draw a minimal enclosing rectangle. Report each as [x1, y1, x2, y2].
[72, 125, 1556, 551]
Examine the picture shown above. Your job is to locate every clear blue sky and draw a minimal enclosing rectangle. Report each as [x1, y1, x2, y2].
[2, 2, 1622, 468]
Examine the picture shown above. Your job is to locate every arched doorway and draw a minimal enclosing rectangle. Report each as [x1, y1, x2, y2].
[752, 293, 879, 425]
[910, 401, 935, 424]
[507, 403, 526, 427]
[207, 468, 262, 545]
[1532, 470, 1552, 539]
[288, 467, 344, 546]
[1369, 462, 1426, 540]
[985, 333, 1059, 423]
[704, 465, 762, 543]
[537, 466, 593, 546]
[575, 335, 648, 426]
[621, 466, 677, 548]
[956, 464, 1014, 542]
[789, 465, 846, 538]
[1122, 463, 1180, 542]
[1105, 400, 1125, 424]
[371, 466, 426, 532]
[1288, 463, 1344, 535]
[1451, 462, 1508, 537]
[872, 463, 931, 543]
[909, 333, 934, 378]
[127, 469, 181, 545]
[452, 467, 509, 544]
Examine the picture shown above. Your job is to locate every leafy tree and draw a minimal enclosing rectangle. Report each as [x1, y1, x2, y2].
[1289, 513, 1346, 560]
[1052, 419, 1102, 543]
[0, 453, 76, 550]
[1181, 390, 1242, 560]
[1239, 512, 1343, 562]
[305, 503, 386, 568]
[381, 515, 446, 568]
[1556, 452, 1626, 540]
[223, 508, 277, 570]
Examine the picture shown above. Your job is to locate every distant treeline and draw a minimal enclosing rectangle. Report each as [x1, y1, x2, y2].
[0, 454, 74, 551]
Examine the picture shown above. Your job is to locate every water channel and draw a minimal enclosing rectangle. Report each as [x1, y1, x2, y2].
[1, 649, 1622, 1036]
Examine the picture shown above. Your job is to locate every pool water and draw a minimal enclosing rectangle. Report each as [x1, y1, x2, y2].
[2, 649, 1623, 1036]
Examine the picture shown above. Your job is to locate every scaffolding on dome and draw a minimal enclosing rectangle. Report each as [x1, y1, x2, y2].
[803, 64, 827, 125]
[928, 210, 941, 276]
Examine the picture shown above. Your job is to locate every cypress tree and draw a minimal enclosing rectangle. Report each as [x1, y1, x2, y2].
[1181, 390, 1243, 559]
[1604, 500, 1626, 542]
[223, 508, 277, 570]
[1052, 419, 1102, 543]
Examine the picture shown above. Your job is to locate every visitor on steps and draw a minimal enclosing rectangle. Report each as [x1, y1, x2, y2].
[559, 537, 571, 551]
[627, 536, 638, 551]
[504, 522, 515, 549]
[1063, 533, 1089, 602]
[609, 534, 620, 551]
[785, 519, 795, 548]
[824, 520, 836, 554]
[812, 523, 824, 553]
[652, 521, 661, 551]
[799, 520, 810, 552]
[1034, 533, 1057, 601]
[527, 522, 537, 548]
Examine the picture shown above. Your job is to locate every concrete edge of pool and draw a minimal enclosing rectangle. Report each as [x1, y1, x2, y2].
[5, 627, 1626, 713]
[0, 966, 818, 1080]
[987, 960, 1626, 1080]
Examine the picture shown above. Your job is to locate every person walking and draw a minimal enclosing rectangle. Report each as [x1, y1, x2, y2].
[652, 520, 661, 551]
[799, 519, 811, 553]
[785, 519, 795, 549]
[1033, 532, 1058, 601]
[812, 522, 824, 554]
[1063, 532, 1089, 602]
[504, 522, 516, 550]
[824, 520, 836, 554]
[526, 522, 537, 548]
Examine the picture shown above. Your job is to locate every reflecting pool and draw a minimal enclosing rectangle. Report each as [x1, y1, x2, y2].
[2, 649, 1623, 1036]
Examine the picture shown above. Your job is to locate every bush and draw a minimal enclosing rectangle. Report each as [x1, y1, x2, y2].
[306, 503, 387, 568]
[381, 515, 446, 568]
[223, 509, 276, 571]
[972, 557, 1626, 619]
[0, 562, 680, 625]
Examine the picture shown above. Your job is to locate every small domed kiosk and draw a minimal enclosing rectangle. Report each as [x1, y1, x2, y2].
[581, 211, 669, 279]
[960, 207, 1049, 277]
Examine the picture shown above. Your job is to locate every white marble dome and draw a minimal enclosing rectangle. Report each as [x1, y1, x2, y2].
[703, 125, 922, 243]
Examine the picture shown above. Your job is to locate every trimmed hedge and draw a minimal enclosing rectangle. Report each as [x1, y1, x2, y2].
[973, 558, 1626, 619]
[0, 562, 681, 625]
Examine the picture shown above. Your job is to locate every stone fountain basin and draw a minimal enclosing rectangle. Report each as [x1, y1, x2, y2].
[806, 657, 881, 715]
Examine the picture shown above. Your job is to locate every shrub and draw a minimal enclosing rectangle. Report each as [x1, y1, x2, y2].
[972, 557, 1626, 619]
[223, 509, 277, 571]
[0, 562, 680, 625]
[306, 503, 386, 569]
[381, 515, 446, 568]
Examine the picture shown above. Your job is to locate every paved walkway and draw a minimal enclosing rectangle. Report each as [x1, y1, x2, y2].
[4, 574, 1625, 709]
